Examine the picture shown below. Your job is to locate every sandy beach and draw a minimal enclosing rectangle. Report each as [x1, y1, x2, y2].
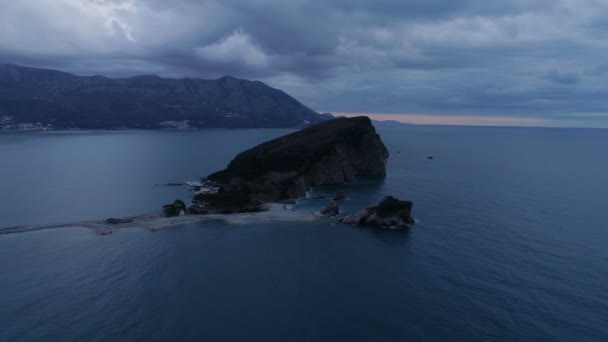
[0, 204, 321, 236]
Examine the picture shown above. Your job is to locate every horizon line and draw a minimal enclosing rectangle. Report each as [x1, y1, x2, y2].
[333, 112, 608, 129]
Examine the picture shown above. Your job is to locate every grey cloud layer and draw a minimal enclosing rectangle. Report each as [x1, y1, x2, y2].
[1, 0, 607, 125]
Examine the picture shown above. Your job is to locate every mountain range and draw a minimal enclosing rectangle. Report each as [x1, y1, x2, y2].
[0, 63, 329, 129]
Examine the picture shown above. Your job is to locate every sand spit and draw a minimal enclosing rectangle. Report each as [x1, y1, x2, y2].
[0, 204, 320, 236]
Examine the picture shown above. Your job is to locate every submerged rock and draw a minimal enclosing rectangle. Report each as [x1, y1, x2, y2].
[163, 182, 185, 187]
[340, 196, 414, 230]
[332, 191, 346, 201]
[320, 201, 340, 216]
[162, 199, 187, 217]
[204, 117, 389, 206]
[339, 210, 370, 225]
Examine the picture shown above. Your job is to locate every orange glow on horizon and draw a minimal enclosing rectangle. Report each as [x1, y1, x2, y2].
[334, 112, 551, 127]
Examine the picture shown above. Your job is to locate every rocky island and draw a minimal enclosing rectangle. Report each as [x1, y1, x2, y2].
[188, 116, 388, 210]
[179, 116, 415, 230]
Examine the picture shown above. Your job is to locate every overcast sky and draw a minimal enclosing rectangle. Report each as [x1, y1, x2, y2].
[1, 0, 608, 127]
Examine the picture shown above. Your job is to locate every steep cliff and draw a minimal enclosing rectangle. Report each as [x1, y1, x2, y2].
[204, 116, 388, 203]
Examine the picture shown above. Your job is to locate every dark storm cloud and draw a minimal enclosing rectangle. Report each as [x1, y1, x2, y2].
[1, 0, 608, 126]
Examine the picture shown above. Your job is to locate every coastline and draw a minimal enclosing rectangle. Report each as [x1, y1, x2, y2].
[0, 204, 320, 236]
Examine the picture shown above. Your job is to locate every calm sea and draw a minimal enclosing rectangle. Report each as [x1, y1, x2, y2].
[0, 125, 607, 341]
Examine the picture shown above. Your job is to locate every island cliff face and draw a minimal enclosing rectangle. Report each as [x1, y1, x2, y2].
[202, 116, 388, 204]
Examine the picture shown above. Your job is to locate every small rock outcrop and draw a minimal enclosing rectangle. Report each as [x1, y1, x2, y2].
[162, 199, 187, 217]
[320, 201, 340, 216]
[203, 117, 388, 207]
[104, 217, 133, 225]
[340, 196, 414, 229]
[332, 191, 346, 201]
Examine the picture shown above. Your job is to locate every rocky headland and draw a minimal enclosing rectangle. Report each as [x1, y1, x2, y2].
[186, 116, 389, 213]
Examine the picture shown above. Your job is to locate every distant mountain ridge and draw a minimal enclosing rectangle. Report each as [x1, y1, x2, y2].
[0, 63, 326, 129]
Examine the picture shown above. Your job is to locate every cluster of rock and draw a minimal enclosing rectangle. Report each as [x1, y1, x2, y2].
[339, 196, 415, 230]
[319, 191, 347, 217]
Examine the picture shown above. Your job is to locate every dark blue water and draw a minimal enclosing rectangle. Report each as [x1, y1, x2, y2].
[1, 126, 607, 341]
[0, 129, 293, 226]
